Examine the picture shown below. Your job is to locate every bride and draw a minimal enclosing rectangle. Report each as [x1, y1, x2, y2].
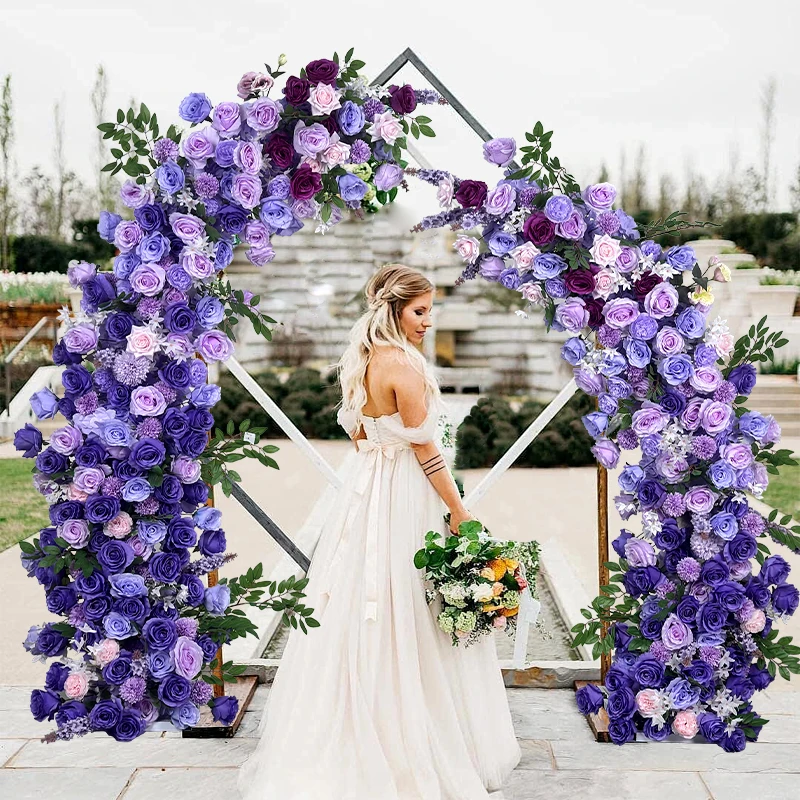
[236, 263, 520, 799]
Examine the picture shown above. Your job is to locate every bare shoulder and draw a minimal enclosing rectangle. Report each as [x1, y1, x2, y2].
[372, 347, 423, 386]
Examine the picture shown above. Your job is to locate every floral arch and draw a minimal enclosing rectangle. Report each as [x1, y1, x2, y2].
[14, 50, 800, 750]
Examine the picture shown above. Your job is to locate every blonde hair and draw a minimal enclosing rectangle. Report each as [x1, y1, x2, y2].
[336, 263, 439, 420]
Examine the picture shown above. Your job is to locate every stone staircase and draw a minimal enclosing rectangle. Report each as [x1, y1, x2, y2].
[749, 375, 800, 439]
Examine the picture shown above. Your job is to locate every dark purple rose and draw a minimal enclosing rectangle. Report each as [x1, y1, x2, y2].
[37, 625, 69, 656]
[676, 596, 700, 624]
[746, 576, 772, 609]
[83, 595, 111, 621]
[159, 361, 191, 391]
[623, 566, 663, 598]
[584, 298, 605, 329]
[606, 687, 636, 720]
[575, 683, 604, 715]
[82, 274, 116, 312]
[773, 583, 800, 616]
[642, 719, 672, 741]
[290, 165, 323, 201]
[637, 479, 666, 510]
[388, 83, 417, 115]
[633, 272, 662, 301]
[163, 408, 190, 439]
[612, 529, 633, 559]
[632, 655, 665, 688]
[698, 712, 726, 742]
[148, 551, 182, 583]
[454, 179, 488, 208]
[186, 408, 214, 430]
[85, 494, 120, 524]
[728, 364, 757, 396]
[111, 708, 146, 742]
[749, 664, 773, 691]
[608, 716, 636, 745]
[182, 480, 209, 506]
[129, 438, 166, 470]
[62, 364, 93, 397]
[197, 634, 219, 662]
[216, 205, 248, 235]
[210, 695, 239, 725]
[614, 622, 633, 651]
[75, 439, 106, 468]
[761, 555, 791, 586]
[135, 203, 166, 232]
[102, 654, 132, 685]
[163, 303, 197, 335]
[55, 700, 88, 727]
[522, 211, 556, 247]
[143, 617, 178, 651]
[90, 697, 123, 730]
[158, 673, 192, 707]
[726, 533, 757, 563]
[45, 661, 70, 692]
[283, 76, 311, 105]
[179, 431, 208, 458]
[564, 269, 596, 295]
[166, 517, 196, 549]
[35, 447, 68, 475]
[264, 134, 295, 170]
[700, 557, 730, 588]
[604, 665, 632, 691]
[14, 423, 43, 458]
[115, 460, 145, 480]
[697, 602, 727, 633]
[46, 585, 77, 616]
[198, 528, 226, 555]
[684, 660, 714, 686]
[30, 689, 60, 721]
[659, 389, 686, 417]
[97, 539, 134, 573]
[640, 615, 664, 640]
[104, 312, 134, 343]
[305, 58, 339, 84]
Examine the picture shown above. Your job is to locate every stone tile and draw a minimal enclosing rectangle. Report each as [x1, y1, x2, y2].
[0, 708, 54, 738]
[0, 767, 133, 800]
[702, 770, 798, 800]
[516, 739, 553, 770]
[246, 684, 270, 714]
[502, 769, 709, 800]
[236, 711, 264, 738]
[0, 740, 27, 767]
[0, 687, 37, 710]
[12, 736, 256, 768]
[552, 739, 800, 773]
[753, 690, 800, 716]
[121, 767, 241, 800]
[507, 689, 596, 742]
[754, 714, 800, 744]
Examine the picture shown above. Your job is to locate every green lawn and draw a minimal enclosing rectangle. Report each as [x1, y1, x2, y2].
[0, 458, 50, 553]
[763, 463, 800, 521]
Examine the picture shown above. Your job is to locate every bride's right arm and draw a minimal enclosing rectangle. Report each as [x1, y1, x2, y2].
[391, 362, 470, 532]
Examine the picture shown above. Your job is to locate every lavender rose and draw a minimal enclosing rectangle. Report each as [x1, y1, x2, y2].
[482, 137, 516, 167]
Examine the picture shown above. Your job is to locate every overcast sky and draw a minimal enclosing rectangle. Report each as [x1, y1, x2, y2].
[2, 0, 799, 215]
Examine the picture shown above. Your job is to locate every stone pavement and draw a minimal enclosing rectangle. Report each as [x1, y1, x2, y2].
[2, 683, 800, 799]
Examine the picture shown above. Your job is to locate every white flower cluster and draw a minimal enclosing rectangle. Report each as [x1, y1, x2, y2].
[640, 510, 663, 540]
[440, 582, 469, 609]
[659, 420, 693, 458]
[709, 686, 741, 720]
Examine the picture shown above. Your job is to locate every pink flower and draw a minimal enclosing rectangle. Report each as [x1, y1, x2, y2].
[592, 268, 617, 300]
[321, 138, 351, 168]
[66, 483, 89, 502]
[366, 110, 403, 145]
[672, 709, 699, 739]
[635, 688, 662, 718]
[589, 233, 622, 267]
[126, 326, 160, 358]
[93, 638, 120, 667]
[437, 176, 454, 208]
[520, 282, 544, 305]
[743, 608, 766, 633]
[64, 672, 89, 700]
[493, 615, 508, 629]
[453, 235, 480, 263]
[104, 511, 133, 539]
[509, 242, 540, 270]
[308, 83, 342, 116]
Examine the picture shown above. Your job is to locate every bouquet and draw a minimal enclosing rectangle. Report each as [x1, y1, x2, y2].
[414, 518, 539, 646]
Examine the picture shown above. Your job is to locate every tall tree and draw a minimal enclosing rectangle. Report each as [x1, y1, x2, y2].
[0, 75, 14, 270]
[657, 173, 677, 220]
[627, 142, 649, 214]
[52, 101, 67, 238]
[91, 64, 116, 214]
[758, 76, 777, 212]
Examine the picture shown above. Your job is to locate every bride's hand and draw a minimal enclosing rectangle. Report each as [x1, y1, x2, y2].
[449, 507, 476, 536]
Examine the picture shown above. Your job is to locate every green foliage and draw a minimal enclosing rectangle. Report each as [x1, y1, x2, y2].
[70, 218, 116, 263]
[454, 393, 596, 469]
[10, 235, 96, 274]
[214, 366, 348, 441]
[722, 213, 798, 269]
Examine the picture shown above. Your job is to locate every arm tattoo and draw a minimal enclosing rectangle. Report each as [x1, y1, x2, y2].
[422, 455, 445, 476]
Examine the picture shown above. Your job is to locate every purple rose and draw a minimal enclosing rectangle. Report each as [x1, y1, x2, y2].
[661, 613, 693, 651]
[658, 354, 694, 386]
[293, 120, 330, 158]
[388, 83, 417, 115]
[305, 58, 339, 84]
[179, 92, 212, 124]
[129, 263, 166, 297]
[158, 673, 192, 708]
[195, 330, 233, 363]
[761, 555, 791, 586]
[654, 327, 684, 357]
[728, 364, 757, 396]
[190, 384, 222, 408]
[561, 337, 587, 366]
[244, 97, 280, 133]
[483, 183, 517, 217]
[700, 400, 733, 435]
[665, 245, 696, 272]
[337, 100, 365, 135]
[773, 583, 800, 616]
[374, 163, 404, 192]
[556, 209, 587, 241]
[114, 220, 144, 253]
[129, 385, 168, 417]
[156, 162, 185, 196]
[624, 538, 656, 567]
[210, 694, 239, 725]
[591, 438, 619, 469]
[204, 583, 230, 615]
[531, 253, 567, 280]
[211, 101, 243, 138]
[14, 423, 43, 458]
[181, 127, 220, 170]
[172, 635, 205, 679]
[555, 297, 590, 332]
[97, 211, 122, 243]
[454, 180, 488, 209]
[602, 298, 640, 330]
[666, 677, 701, 709]
[581, 182, 617, 212]
[575, 683, 604, 715]
[543, 194, 574, 224]
[283, 75, 311, 105]
[481, 137, 516, 168]
[676, 306, 706, 339]
[30, 387, 60, 419]
[643, 282, 679, 319]
[631, 403, 669, 436]
[337, 173, 369, 203]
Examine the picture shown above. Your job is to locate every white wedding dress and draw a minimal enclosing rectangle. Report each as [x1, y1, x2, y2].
[236, 391, 520, 800]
